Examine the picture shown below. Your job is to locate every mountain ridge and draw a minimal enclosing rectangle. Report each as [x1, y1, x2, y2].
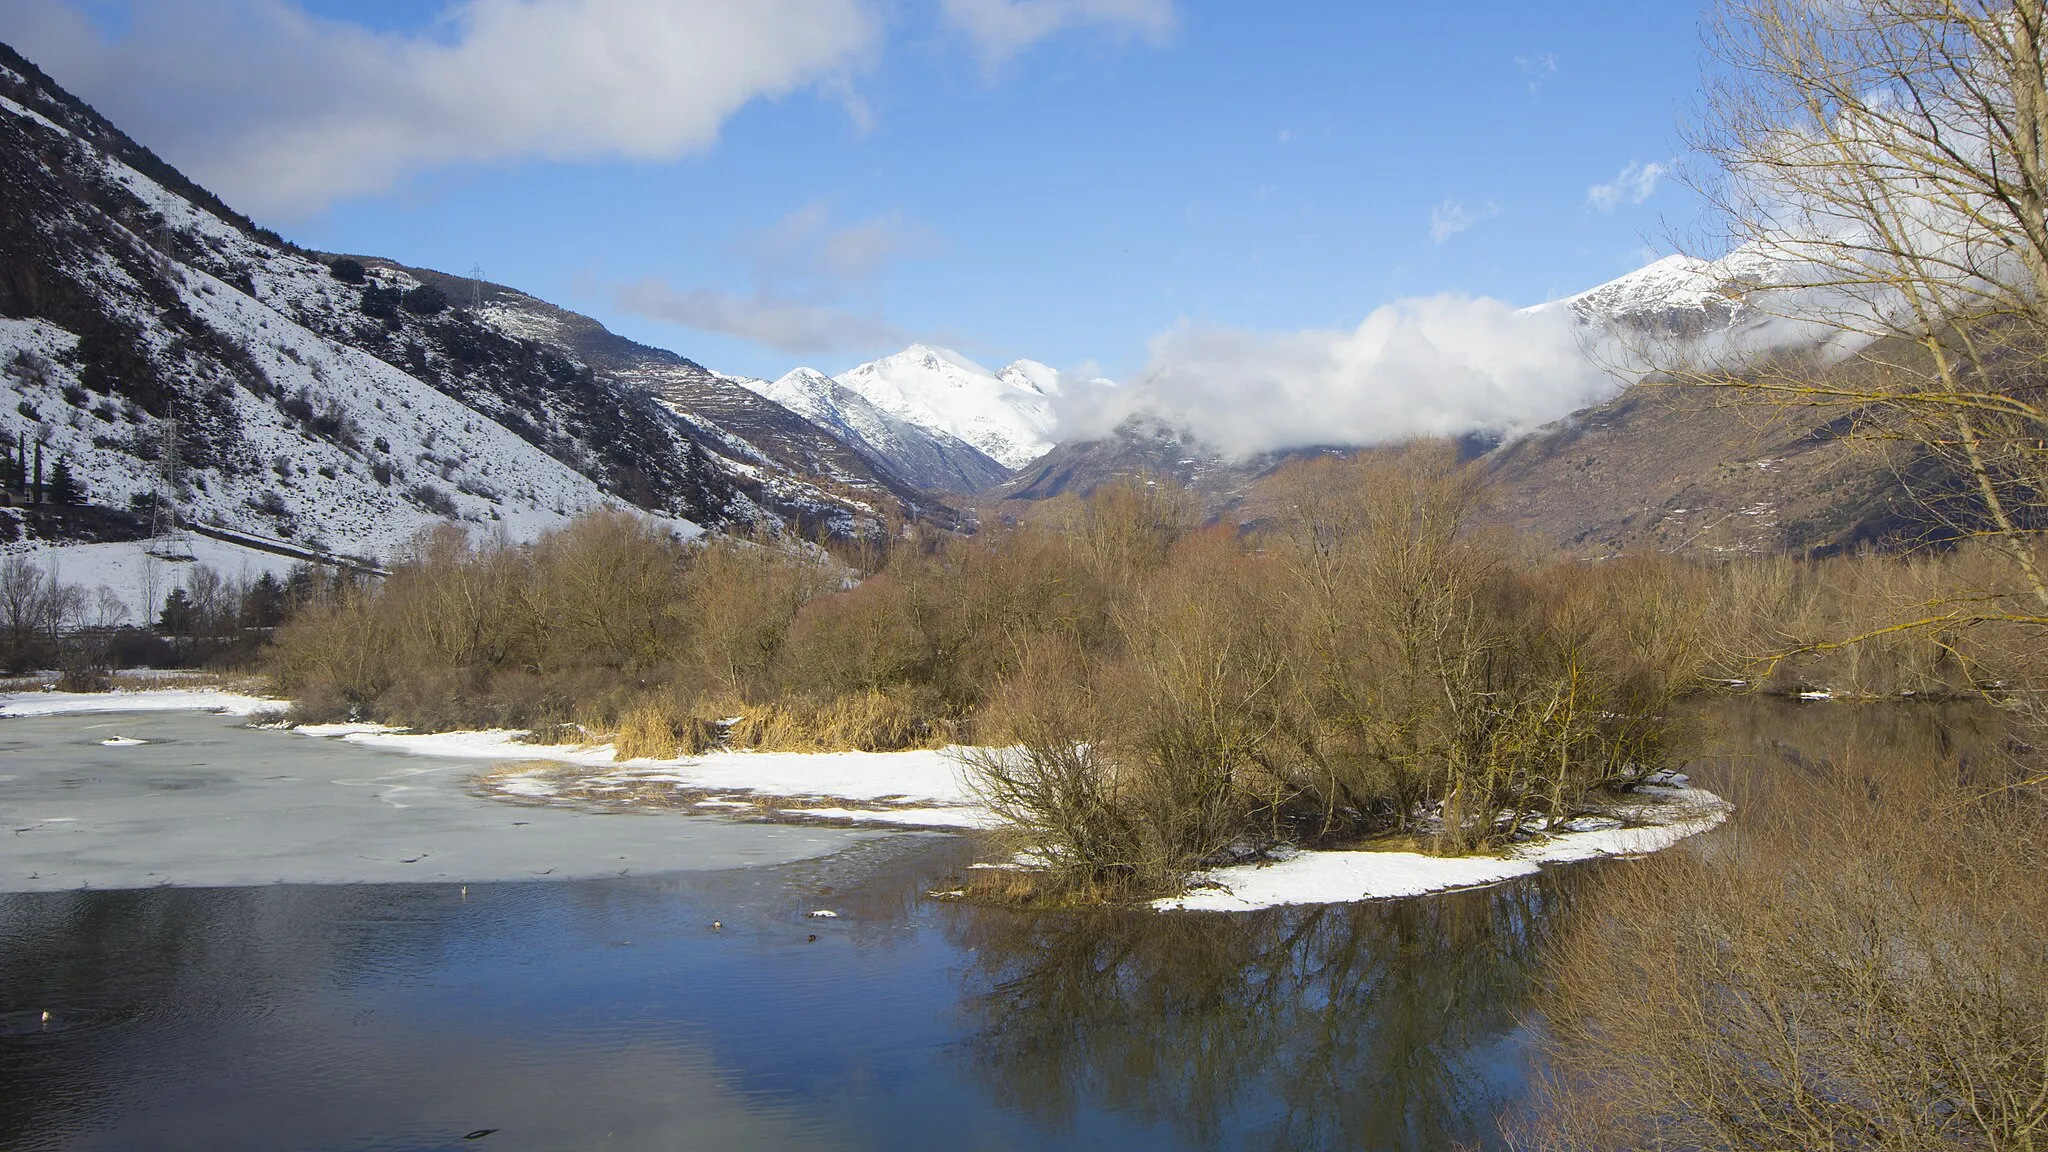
[0, 39, 956, 558]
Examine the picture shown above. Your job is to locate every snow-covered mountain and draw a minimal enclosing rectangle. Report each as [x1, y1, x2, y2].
[0, 42, 935, 559]
[752, 368, 1010, 493]
[829, 345, 1061, 470]
[1545, 244, 1868, 364]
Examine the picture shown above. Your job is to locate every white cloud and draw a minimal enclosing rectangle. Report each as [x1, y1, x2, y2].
[1056, 296, 1623, 458]
[1429, 199, 1500, 243]
[1515, 51, 1557, 93]
[610, 281, 901, 354]
[0, 0, 879, 216]
[940, 0, 1174, 64]
[1588, 160, 1669, 212]
[611, 204, 925, 353]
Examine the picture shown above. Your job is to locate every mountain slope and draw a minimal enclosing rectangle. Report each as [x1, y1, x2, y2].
[464, 279, 965, 525]
[750, 367, 1011, 493]
[831, 344, 1059, 470]
[997, 250, 1924, 553]
[0, 41, 911, 554]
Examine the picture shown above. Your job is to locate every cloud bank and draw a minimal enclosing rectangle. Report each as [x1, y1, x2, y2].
[0, 0, 879, 216]
[1057, 296, 1625, 458]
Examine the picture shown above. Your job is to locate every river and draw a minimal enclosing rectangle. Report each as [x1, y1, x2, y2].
[0, 706, 1569, 1150]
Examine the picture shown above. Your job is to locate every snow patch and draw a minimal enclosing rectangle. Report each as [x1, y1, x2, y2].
[1154, 786, 1730, 912]
[0, 689, 281, 718]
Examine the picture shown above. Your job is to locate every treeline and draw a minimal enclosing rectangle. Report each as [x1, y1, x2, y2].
[267, 441, 2044, 892]
[1, 554, 351, 677]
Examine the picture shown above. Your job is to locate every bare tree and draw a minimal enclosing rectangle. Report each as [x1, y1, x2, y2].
[1684, 0, 2048, 621]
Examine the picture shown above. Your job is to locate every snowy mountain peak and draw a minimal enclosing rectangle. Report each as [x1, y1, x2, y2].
[833, 344, 1059, 470]
[744, 365, 1010, 493]
[998, 359, 1062, 398]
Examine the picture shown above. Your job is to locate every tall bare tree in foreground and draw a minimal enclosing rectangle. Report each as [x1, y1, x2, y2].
[1521, 5, 2048, 1149]
[1684, 0, 2048, 623]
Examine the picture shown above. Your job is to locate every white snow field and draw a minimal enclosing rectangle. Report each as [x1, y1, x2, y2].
[308, 724, 994, 830]
[0, 687, 280, 717]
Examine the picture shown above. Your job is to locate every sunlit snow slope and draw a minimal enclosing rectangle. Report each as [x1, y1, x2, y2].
[829, 345, 1061, 470]
[0, 43, 926, 559]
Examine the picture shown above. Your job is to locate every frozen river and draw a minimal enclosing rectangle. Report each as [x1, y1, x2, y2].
[0, 708, 873, 892]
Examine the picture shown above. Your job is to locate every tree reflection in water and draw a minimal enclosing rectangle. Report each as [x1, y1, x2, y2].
[948, 871, 1578, 1152]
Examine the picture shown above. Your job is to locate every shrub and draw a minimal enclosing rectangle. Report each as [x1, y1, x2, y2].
[328, 258, 366, 284]
[813, 689, 935, 752]
[613, 702, 683, 761]
[408, 483, 458, 518]
[359, 285, 401, 319]
[401, 285, 449, 316]
[1519, 702, 2048, 1152]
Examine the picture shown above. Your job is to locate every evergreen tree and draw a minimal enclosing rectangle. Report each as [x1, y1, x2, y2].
[158, 587, 194, 635]
[241, 573, 287, 629]
[47, 458, 82, 505]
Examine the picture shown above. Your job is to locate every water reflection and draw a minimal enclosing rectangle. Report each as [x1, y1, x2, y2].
[951, 873, 1574, 1151]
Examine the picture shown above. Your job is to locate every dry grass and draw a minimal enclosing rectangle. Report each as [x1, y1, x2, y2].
[952, 863, 1149, 909]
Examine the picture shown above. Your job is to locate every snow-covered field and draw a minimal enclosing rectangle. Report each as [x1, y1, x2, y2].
[5, 537, 308, 626]
[1, 689, 1729, 905]
[304, 723, 992, 830]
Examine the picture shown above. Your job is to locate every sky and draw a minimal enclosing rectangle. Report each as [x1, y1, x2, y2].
[0, 0, 1711, 394]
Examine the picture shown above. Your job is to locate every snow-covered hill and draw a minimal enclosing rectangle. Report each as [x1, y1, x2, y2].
[830, 345, 1060, 470]
[474, 289, 969, 518]
[0, 42, 921, 560]
[751, 367, 1011, 493]
[1543, 243, 1868, 364]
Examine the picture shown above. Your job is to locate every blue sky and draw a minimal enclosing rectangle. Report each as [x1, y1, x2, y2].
[4, 1, 1710, 383]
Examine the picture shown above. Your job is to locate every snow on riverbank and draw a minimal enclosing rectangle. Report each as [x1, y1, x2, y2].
[296, 723, 988, 830]
[1, 689, 1728, 897]
[1152, 783, 1730, 912]
[0, 688, 281, 717]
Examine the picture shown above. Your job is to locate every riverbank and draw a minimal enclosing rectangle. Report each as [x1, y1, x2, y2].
[0, 689, 1731, 905]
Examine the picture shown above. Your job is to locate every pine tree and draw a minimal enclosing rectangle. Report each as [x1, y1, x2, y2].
[47, 458, 82, 505]
[241, 573, 287, 629]
[158, 587, 194, 635]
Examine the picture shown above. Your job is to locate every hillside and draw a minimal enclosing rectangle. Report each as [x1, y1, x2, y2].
[0, 41, 924, 560]
[751, 367, 1011, 494]
[1481, 384, 1924, 556]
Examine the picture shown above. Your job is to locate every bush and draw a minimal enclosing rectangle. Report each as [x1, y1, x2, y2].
[401, 285, 449, 316]
[359, 285, 401, 319]
[328, 258, 366, 284]
[1519, 702, 2048, 1152]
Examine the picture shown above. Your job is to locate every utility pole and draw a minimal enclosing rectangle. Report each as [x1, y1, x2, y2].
[469, 264, 484, 311]
[151, 409, 179, 529]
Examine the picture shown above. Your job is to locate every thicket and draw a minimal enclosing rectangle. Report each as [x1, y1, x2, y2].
[265, 442, 2048, 901]
[0, 555, 324, 677]
[1517, 699, 2048, 1152]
